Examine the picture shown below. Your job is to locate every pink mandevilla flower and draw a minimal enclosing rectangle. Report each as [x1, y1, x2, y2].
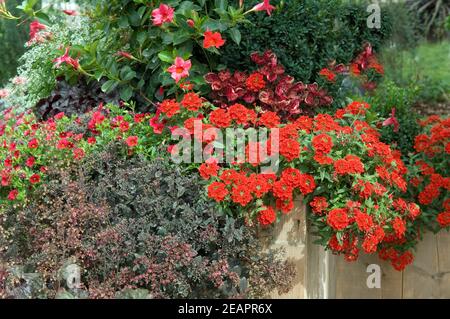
[151, 4, 175, 26]
[28, 20, 46, 42]
[62, 10, 78, 16]
[52, 47, 80, 69]
[382, 108, 400, 132]
[167, 57, 192, 83]
[252, 0, 275, 16]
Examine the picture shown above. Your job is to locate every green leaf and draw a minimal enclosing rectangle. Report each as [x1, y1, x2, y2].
[118, 16, 129, 28]
[202, 19, 227, 32]
[101, 80, 118, 93]
[173, 31, 191, 45]
[178, 1, 195, 16]
[120, 66, 136, 81]
[214, 0, 228, 11]
[120, 86, 133, 101]
[158, 51, 173, 63]
[35, 12, 50, 24]
[137, 31, 147, 45]
[229, 28, 241, 45]
[128, 9, 141, 27]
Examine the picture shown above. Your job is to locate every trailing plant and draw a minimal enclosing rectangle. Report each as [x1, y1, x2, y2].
[408, 115, 449, 233]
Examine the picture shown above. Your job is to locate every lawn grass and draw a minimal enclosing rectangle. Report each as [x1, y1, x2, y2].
[380, 40, 450, 103]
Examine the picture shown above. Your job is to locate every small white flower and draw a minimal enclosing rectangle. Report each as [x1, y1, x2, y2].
[12, 76, 27, 86]
[0, 88, 10, 99]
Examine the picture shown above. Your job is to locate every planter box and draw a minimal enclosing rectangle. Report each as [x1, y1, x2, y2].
[260, 201, 450, 299]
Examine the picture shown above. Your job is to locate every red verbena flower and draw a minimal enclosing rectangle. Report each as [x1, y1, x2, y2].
[258, 206, 276, 226]
[198, 162, 219, 180]
[327, 208, 349, 230]
[159, 99, 180, 118]
[354, 209, 374, 232]
[208, 182, 229, 202]
[209, 109, 231, 128]
[246, 72, 266, 92]
[392, 217, 406, 239]
[231, 184, 253, 206]
[319, 68, 336, 82]
[437, 212, 450, 227]
[310, 196, 328, 215]
[258, 111, 280, 128]
[181, 92, 203, 111]
[312, 133, 333, 154]
[279, 139, 300, 162]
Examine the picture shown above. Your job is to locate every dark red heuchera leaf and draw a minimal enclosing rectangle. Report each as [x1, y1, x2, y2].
[205, 50, 333, 121]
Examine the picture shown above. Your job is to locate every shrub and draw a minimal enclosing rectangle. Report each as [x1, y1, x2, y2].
[35, 78, 120, 121]
[0, 0, 28, 85]
[0, 143, 295, 298]
[220, 0, 392, 85]
[358, 80, 421, 156]
[0, 15, 95, 112]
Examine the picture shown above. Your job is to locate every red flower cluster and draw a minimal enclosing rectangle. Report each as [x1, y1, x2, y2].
[246, 72, 266, 92]
[379, 248, 414, 271]
[327, 208, 349, 230]
[310, 196, 328, 215]
[258, 206, 276, 226]
[159, 99, 180, 118]
[181, 92, 203, 111]
[410, 116, 450, 230]
[333, 155, 364, 175]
